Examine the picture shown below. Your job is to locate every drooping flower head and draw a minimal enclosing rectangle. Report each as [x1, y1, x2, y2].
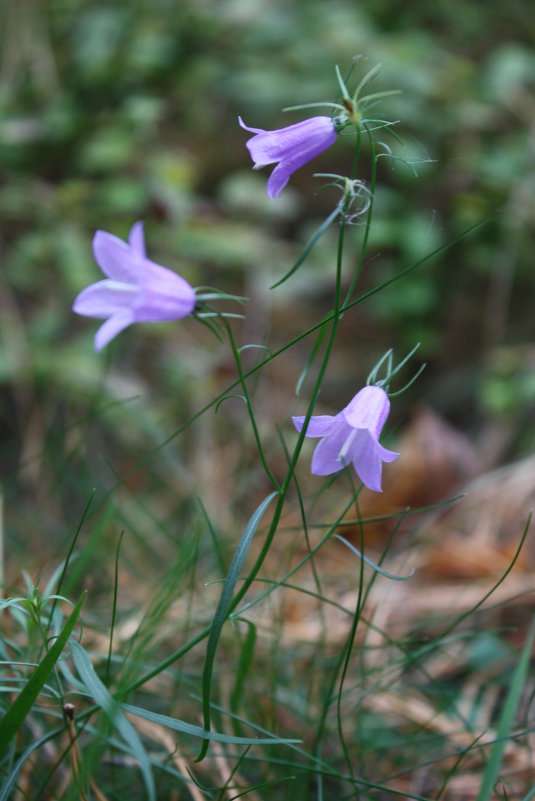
[73, 222, 196, 351]
[239, 63, 402, 199]
[293, 385, 399, 492]
[239, 115, 338, 199]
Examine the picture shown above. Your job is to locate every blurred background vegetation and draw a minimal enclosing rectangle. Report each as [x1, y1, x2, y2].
[2, 2, 535, 797]
[1, 0, 535, 580]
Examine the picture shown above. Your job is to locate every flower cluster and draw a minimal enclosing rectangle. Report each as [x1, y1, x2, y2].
[73, 69, 403, 493]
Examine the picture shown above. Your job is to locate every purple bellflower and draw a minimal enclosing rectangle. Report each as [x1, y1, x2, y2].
[73, 222, 196, 351]
[239, 115, 337, 199]
[293, 385, 399, 492]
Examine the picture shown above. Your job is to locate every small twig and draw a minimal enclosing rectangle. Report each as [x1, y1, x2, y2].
[64, 704, 87, 801]
[64, 704, 110, 801]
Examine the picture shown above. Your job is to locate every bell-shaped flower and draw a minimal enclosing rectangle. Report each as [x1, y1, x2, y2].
[239, 115, 337, 199]
[293, 386, 399, 492]
[73, 222, 196, 351]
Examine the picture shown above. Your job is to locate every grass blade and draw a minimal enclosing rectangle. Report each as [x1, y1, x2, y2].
[230, 619, 257, 728]
[0, 591, 86, 757]
[476, 617, 535, 801]
[122, 702, 299, 746]
[0, 727, 63, 801]
[70, 639, 156, 801]
[196, 491, 278, 761]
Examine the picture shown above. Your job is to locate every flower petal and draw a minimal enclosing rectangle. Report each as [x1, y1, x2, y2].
[238, 116, 266, 136]
[128, 221, 146, 257]
[376, 443, 400, 464]
[349, 432, 399, 492]
[243, 117, 336, 165]
[293, 415, 335, 437]
[268, 130, 337, 198]
[73, 280, 137, 318]
[348, 431, 384, 491]
[343, 386, 390, 439]
[135, 265, 196, 321]
[310, 422, 353, 476]
[94, 310, 134, 351]
[93, 230, 142, 283]
[266, 162, 292, 200]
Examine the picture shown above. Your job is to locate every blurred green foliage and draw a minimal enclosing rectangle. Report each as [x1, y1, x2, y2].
[1, 6, 535, 797]
[1, 0, 535, 571]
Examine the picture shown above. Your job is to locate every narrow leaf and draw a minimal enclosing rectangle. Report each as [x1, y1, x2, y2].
[230, 620, 257, 724]
[476, 617, 535, 801]
[335, 536, 415, 581]
[122, 702, 299, 746]
[270, 205, 342, 289]
[0, 726, 62, 801]
[197, 491, 278, 761]
[70, 640, 156, 801]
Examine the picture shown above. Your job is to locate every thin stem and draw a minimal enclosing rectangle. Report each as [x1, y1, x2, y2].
[224, 318, 280, 491]
[343, 124, 377, 305]
[225, 117, 356, 616]
[336, 486, 365, 779]
[105, 530, 124, 687]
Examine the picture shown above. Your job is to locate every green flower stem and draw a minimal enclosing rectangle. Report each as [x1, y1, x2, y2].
[223, 319, 281, 491]
[221, 133, 356, 621]
[344, 124, 376, 305]
[336, 489, 365, 777]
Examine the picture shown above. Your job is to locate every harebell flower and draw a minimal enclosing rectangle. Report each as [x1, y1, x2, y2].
[293, 385, 399, 492]
[73, 222, 196, 351]
[239, 115, 338, 199]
